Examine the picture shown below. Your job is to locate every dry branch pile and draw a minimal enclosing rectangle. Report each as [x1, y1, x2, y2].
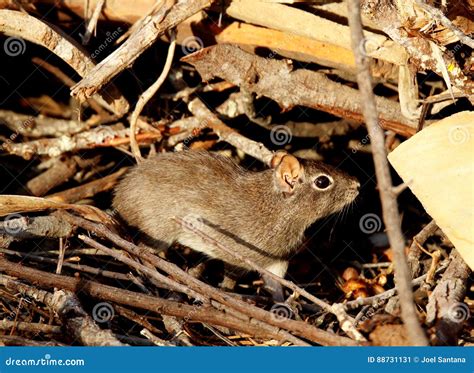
[0, 0, 472, 347]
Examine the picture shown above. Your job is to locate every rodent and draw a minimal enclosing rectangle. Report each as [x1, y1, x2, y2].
[113, 150, 359, 282]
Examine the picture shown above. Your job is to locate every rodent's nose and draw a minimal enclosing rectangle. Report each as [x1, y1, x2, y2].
[353, 180, 361, 191]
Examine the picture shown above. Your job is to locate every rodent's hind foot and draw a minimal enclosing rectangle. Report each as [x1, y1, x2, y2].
[263, 274, 285, 302]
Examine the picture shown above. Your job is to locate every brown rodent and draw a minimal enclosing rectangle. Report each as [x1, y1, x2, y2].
[113, 150, 359, 281]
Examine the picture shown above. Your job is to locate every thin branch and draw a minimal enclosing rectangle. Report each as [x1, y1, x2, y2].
[46, 168, 129, 203]
[344, 260, 449, 309]
[0, 260, 308, 344]
[0, 320, 61, 335]
[27, 157, 78, 197]
[0, 335, 64, 346]
[129, 32, 176, 161]
[0, 276, 126, 346]
[115, 1, 166, 44]
[60, 212, 360, 346]
[31, 57, 107, 116]
[81, 0, 105, 45]
[188, 98, 274, 165]
[0, 109, 92, 138]
[415, 1, 474, 49]
[174, 217, 366, 342]
[407, 220, 439, 277]
[346, 0, 428, 346]
[4, 124, 162, 160]
[0, 248, 131, 281]
[78, 234, 204, 300]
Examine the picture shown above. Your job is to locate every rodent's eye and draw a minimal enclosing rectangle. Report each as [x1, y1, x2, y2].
[314, 175, 333, 190]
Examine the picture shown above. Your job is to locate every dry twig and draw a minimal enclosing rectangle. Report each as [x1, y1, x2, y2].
[188, 98, 274, 165]
[174, 216, 366, 342]
[0, 257, 313, 345]
[346, 0, 428, 346]
[71, 0, 216, 100]
[426, 250, 471, 345]
[407, 220, 439, 277]
[0, 276, 126, 346]
[129, 32, 177, 161]
[47, 168, 129, 203]
[4, 124, 162, 160]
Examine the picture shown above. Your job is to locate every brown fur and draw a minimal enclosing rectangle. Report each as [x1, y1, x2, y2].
[113, 151, 359, 277]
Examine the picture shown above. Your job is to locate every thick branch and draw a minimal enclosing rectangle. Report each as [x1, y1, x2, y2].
[0, 276, 126, 346]
[46, 168, 128, 203]
[0, 10, 129, 115]
[0, 110, 91, 138]
[183, 45, 417, 137]
[0, 258, 308, 344]
[4, 124, 162, 160]
[71, 0, 216, 100]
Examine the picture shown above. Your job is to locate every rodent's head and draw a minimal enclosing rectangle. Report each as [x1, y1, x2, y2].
[271, 151, 360, 222]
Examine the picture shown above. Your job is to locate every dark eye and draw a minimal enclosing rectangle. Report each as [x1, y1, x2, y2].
[314, 175, 332, 190]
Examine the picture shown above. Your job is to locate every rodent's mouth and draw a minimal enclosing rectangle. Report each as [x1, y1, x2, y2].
[346, 187, 360, 204]
[349, 180, 360, 200]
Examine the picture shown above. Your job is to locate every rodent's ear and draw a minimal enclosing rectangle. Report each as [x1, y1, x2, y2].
[271, 151, 303, 194]
[270, 150, 289, 169]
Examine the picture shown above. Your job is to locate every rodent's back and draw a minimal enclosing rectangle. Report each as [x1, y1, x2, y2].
[112, 151, 264, 247]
